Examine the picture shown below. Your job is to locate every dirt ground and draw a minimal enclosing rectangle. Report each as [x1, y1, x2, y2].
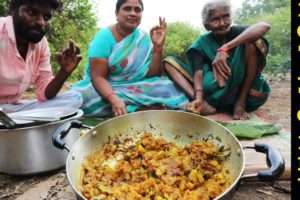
[256, 78, 291, 131]
[0, 78, 291, 200]
[232, 77, 291, 200]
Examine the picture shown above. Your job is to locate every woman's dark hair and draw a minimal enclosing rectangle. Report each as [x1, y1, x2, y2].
[10, 0, 63, 12]
[116, 0, 144, 12]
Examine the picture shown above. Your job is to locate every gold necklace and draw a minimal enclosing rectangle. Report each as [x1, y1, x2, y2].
[116, 23, 126, 40]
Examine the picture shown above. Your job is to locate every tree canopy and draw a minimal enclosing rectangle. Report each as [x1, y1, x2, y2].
[235, 0, 290, 76]
[47, 0, 97, 81]
[164, 22, 200, 61]
[235, 0, 290, 21]
[0, 0, 98, 81]
[0, 0, 9, 15]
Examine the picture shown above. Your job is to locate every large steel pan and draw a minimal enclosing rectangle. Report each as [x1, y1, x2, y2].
[0, 110, 83, 175]
[53, 110, 284, 199]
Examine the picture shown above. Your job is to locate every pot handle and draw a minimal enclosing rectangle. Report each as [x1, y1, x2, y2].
[241, 143, 285, 181]
[52, 120, 84, 152]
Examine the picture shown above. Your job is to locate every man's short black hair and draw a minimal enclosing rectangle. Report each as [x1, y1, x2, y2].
[10, 0, 63, 12]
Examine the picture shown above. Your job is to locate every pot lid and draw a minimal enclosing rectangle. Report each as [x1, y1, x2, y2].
[0, 107, 78, 129]
[8, 107, 78, 120]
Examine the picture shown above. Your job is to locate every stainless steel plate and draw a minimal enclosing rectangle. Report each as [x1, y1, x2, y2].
[0, 107, 78, 129]
[8, 107, 78, 120]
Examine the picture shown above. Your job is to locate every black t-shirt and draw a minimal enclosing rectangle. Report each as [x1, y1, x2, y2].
[191, 26, 248, 71]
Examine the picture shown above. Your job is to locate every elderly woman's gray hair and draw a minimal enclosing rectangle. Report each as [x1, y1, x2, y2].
[201, 0, 231, 25]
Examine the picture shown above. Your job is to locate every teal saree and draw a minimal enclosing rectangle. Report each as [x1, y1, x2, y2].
[164, 31, 270, 111]
[71, 28, 189, 116]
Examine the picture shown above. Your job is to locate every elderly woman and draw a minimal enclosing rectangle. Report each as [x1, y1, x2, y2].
[163, 0, 271, 120]
[71, 0, 188, 117]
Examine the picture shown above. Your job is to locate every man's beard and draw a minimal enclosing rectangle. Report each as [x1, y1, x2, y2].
[13, 15, 47, 43]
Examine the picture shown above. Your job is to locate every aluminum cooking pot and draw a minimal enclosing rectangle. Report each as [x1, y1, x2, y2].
[53, 110, 285, 200]
[0, 109, 83, 175]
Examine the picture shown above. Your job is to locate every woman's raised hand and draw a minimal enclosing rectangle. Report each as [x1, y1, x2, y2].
[150, 17, 167, 48]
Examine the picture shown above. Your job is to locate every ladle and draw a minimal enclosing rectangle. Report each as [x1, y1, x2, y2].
[0, 108, 17, 129]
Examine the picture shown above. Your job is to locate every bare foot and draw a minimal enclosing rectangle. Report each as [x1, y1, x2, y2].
[200, 101, 217, 115]
[233, 103, 248, 120]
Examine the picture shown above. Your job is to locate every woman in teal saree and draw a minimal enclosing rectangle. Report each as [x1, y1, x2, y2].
[164, 0, 271, 120]
[71, 0, 188, 117]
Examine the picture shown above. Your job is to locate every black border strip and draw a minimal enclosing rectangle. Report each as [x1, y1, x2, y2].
[292, 0, 299, 198]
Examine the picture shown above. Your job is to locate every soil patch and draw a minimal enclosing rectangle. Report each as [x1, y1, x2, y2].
[256, 79, 291, 130]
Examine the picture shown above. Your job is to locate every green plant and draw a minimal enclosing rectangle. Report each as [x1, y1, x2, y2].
[164, 22, 200, 61]
[0, 0, 98, 82]
[235, 0, 290, 78]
